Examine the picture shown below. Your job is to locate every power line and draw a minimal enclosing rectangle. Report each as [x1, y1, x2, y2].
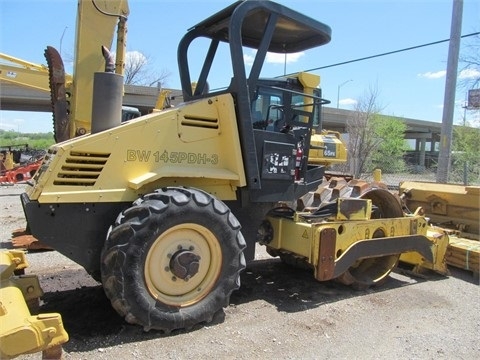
[293, 31, 480, 75]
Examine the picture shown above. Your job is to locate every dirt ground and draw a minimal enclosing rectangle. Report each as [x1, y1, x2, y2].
[1, 183, 479, 360]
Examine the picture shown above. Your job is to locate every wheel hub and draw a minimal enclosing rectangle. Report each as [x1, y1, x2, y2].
[170, 250, 200, 281]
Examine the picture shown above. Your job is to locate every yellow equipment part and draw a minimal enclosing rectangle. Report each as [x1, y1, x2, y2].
[0, 250, 68, 359]
[0, 53, 52, 92]
[260, 176, 450, 288]
[309, 130, 348, 165]
[400, 181, 480, 239]
[400, 181, 479, 275]
[264, 202, 448, 283]
[3, 152, 15, 171]
[70, 0, 129, 137]
[399, 226, 449, 274]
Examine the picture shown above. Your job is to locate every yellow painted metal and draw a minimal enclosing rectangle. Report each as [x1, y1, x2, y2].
[0, 250, 68, 359]
[308, 130, 348, 165]
[71, 0, 129, 137]
[285, 72, 347, 166]
[399, 226, 449, 274]
[296, 72, 319, 123]
[153, 89, 173, 111]
[289, 72, 347, 166]
[335, 198, 372, 221]
[2, 152, 14, 171]
[400, 181, 480, 239]
[0, 52, 73, 93]
[26, 94, 246, 203]
[0, 53, 49, 92]
[144, 223, 222, 307]
[265, 212, 444, 277]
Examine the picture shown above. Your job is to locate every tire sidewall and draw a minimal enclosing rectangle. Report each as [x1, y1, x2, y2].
[101, 188, 244, 330]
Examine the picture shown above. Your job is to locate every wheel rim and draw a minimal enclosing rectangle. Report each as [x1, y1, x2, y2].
[145, 223, 222, 307]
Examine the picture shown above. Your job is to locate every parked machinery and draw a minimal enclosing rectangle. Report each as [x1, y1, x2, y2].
[9, 0, 448, 339]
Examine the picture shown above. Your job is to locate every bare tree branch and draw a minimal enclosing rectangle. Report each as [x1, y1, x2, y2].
[459, 33, 480, 90]
[123, 51, 171, 87]
[346, 84, 385, 177]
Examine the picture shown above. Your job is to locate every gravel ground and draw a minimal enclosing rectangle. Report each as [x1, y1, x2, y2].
[1, 183, 479, 360]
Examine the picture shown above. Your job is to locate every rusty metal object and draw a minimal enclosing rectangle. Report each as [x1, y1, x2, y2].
[316, 228, 336, 281]
[44, 46, 70, 143]
[10, 229, 52, 251]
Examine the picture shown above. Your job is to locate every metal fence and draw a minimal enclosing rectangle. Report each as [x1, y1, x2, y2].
[328, 157, 480, 190]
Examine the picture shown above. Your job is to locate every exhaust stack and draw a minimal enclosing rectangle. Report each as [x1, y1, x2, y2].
[91, 46, 123, 134]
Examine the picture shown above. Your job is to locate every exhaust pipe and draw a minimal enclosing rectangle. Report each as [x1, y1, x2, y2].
[91, 46, 123, 134]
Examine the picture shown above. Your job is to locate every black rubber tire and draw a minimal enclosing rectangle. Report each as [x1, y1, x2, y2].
[100, 187, 246, 332]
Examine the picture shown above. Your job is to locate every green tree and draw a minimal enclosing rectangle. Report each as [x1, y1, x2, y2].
[346, 86, 407, 178]
[369, 115, 407, 173]
[0, 130, 54, 149]
[451, 123, 480, 184]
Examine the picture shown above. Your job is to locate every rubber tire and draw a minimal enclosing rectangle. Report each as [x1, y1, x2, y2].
[100, 187, 246, 332]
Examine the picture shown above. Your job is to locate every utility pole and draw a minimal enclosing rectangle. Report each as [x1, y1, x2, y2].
[437, 0, 463, 183]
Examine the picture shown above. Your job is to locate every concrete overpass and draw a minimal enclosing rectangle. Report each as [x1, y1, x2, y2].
[0, 81, 183, 115]
[0, 82, 440, 169]
[323, 107, 442, 169]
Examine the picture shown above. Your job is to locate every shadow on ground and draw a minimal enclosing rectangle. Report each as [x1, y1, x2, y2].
[32, 256, 449, 353]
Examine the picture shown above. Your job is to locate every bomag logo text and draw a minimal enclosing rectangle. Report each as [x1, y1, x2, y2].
[127, 150, 219, 165]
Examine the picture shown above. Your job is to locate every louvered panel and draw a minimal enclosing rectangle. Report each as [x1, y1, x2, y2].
[53, 151, 110, 186]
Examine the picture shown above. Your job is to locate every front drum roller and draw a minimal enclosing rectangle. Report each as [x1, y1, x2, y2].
[333, 179, 402, 289]
[299, 178, 403, 290]
[100, 187, 246, 332]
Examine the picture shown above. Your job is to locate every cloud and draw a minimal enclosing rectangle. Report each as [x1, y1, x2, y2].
[244, 53, 255, 66]
[417, 69, 480, 80]
[339, 98, 358, 106]
[0, 122, 16, 131]
[125, 50, 147, 64]
[266, 52, 304, 64]
[459, 68, 480, 79]
[418, 70, 446, 79]
[244, 50, 304, 66]
[0, 118, 24, 131]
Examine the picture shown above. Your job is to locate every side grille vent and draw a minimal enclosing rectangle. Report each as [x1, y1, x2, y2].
[53, 151, 110, 186]
[181, 115, 219, 129]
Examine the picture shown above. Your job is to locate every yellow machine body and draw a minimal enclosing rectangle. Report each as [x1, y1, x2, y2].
[27, 94, 246, 204]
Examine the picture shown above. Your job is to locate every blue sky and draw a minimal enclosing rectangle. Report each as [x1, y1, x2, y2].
[1, 0, 479, 133]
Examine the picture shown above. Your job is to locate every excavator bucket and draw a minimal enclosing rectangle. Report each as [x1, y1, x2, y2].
[0, 250, 68, 359]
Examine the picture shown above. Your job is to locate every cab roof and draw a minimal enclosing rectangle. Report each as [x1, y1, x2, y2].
[189, 0, 331, 53]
